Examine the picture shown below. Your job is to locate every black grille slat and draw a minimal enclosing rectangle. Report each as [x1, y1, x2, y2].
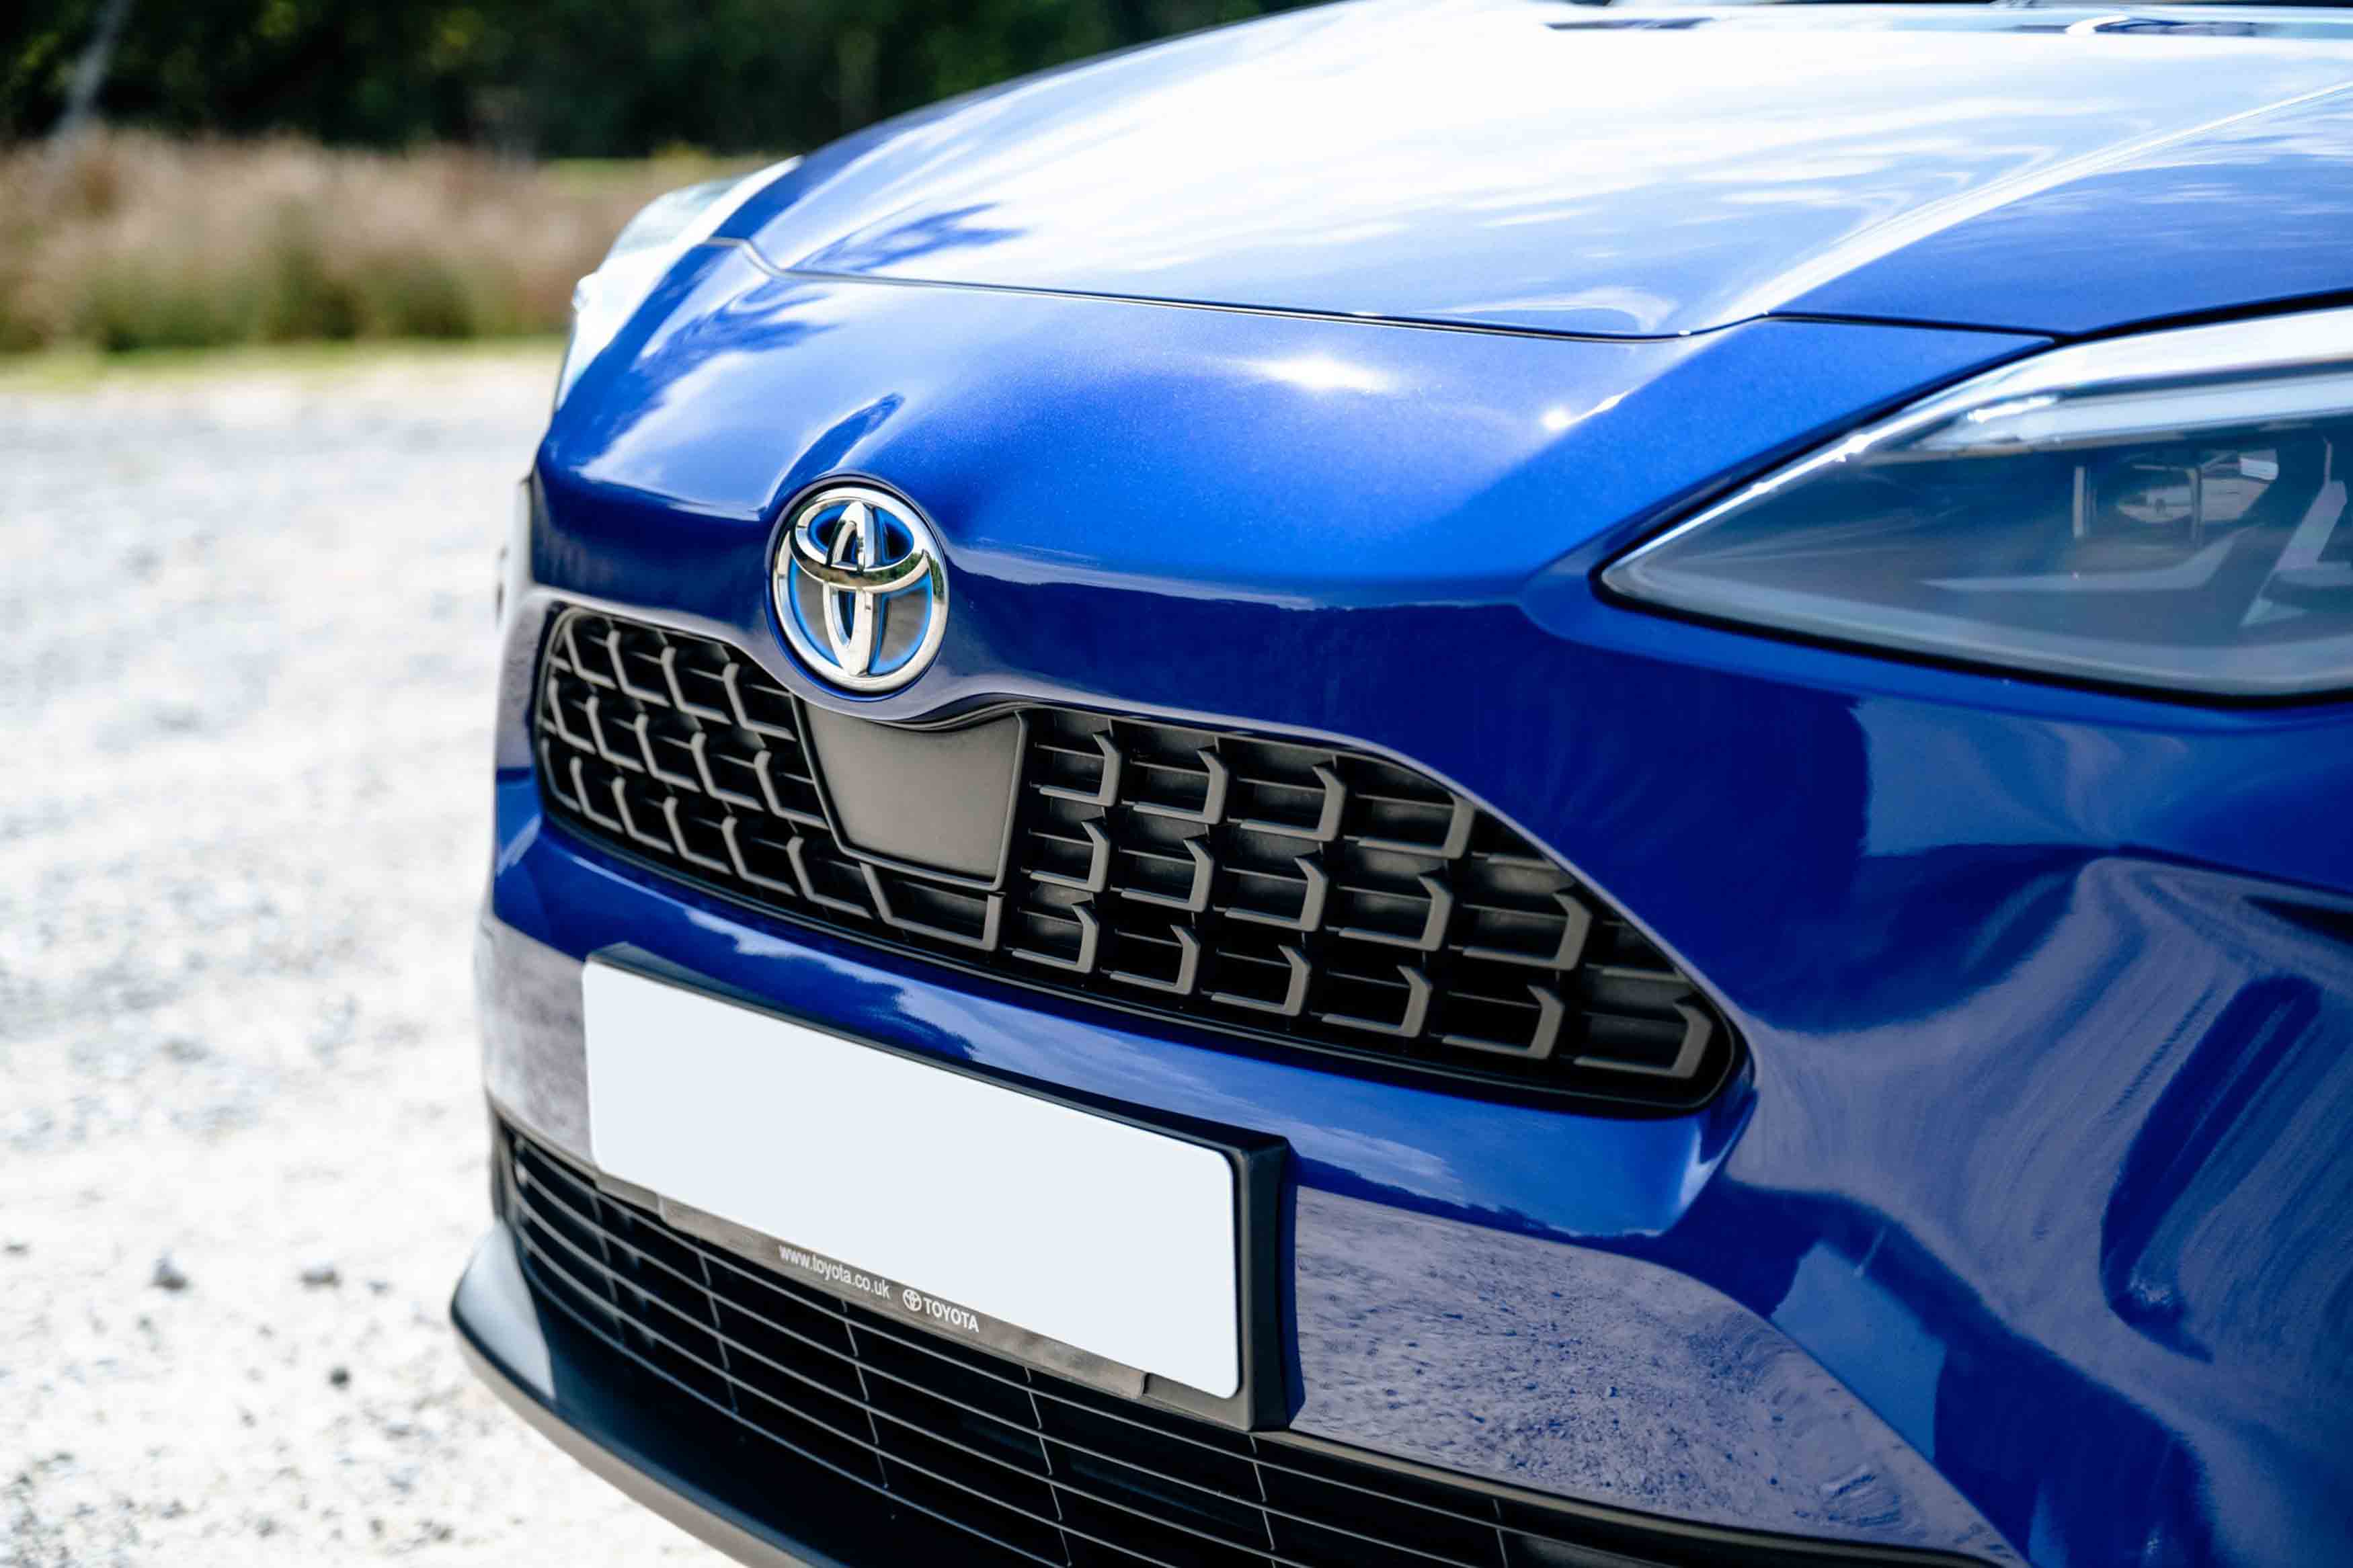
[532, 608, 1735, 1107]
[514, 1180, 1468, 1568]
[518, 1141, 1487, 1525]
[499, 1128, 1911, 1568]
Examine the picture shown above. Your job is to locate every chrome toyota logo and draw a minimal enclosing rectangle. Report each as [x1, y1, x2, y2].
[772, 483, 948, 694]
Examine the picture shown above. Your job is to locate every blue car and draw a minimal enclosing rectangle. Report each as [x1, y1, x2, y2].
[450, 4, 2353, 1565]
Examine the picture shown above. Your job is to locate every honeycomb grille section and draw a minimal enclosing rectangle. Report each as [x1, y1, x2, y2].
[534, 608, 1733, 1106]
[503, 1127, 1909, 1568]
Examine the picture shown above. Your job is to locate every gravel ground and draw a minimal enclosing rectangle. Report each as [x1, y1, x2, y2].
[0, 349, 721, 1567]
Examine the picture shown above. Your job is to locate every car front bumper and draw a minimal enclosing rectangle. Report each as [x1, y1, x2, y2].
[452, 1099, 2004, 1568]
[468, 893, 2014, 1565]
[452, 1223, 842, 1568]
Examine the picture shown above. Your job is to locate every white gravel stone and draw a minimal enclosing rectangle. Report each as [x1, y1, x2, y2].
[0, 350, 722, 1567]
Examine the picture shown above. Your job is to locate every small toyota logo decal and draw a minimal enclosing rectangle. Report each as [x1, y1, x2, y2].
[772, 482, 947, 694]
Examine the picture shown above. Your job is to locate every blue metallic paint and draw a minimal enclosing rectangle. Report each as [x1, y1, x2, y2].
[710, 0, 2353, 340]
[545, 245, 2046, 626]
[481, 13, 2353, 1565]
[1784, 83, 2353, 335]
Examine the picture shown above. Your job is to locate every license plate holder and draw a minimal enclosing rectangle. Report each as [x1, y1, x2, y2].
[580, 950, 1290, 1429]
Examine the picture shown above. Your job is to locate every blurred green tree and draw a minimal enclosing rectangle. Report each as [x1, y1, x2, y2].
[3, 0, 1308, 154]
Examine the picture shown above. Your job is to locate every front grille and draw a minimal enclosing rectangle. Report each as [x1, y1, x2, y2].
[534, 608, 1734, 1106]
[500, 1127, 1919, 1568]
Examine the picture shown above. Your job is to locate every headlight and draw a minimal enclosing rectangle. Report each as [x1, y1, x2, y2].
[1601, 307, 2353, 699]
[553, 159, 798, 411]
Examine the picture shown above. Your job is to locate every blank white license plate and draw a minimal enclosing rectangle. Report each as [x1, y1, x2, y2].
[582, 959, 1242, 1397]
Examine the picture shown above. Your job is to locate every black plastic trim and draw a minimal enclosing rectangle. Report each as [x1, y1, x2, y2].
[530, 608, 1746, 1117]
[799, 700, 1027, 890]
[547, 807, 1735, 1121]
[455, 1191, 1996, 1568]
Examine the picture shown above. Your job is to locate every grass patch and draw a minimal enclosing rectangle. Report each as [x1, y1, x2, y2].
[0, 133, 774, 356]
[543, 151, 766, 197]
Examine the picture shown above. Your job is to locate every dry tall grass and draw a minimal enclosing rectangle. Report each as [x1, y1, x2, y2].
[0, 133, 753, 353]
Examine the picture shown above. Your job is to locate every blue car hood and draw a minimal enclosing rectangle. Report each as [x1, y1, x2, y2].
[719, 0, 2353, 339]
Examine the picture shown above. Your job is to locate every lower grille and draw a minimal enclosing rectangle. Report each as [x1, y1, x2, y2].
[499, 1126, 1950, 1568]
[533, 608, 1737, 1108]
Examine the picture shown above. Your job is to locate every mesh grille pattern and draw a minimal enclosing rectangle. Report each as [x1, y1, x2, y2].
[534, 608, 1732, 1105]
[502, 1128, 1903, 1568]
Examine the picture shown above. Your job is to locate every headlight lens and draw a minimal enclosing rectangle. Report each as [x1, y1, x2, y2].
[1602, 307, 2353, 699]
[553, 159, 797, 411]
